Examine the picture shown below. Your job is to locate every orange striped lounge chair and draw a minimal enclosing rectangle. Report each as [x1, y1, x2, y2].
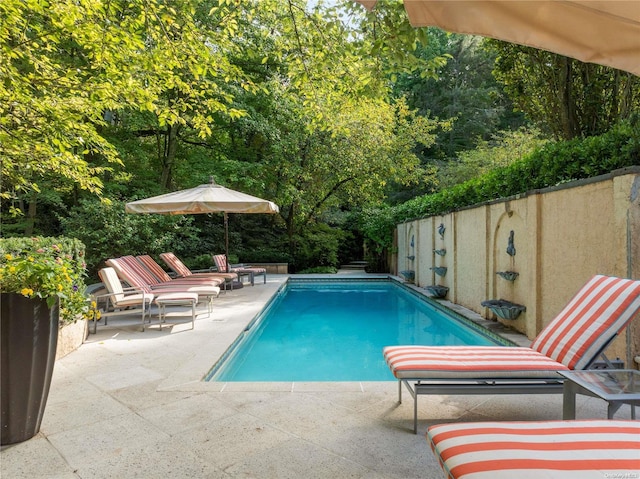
[212, 254, 266, 286]
[426, 419, 640, 479]
[158, 252, 238, 290]
[384, 275, 640, 433]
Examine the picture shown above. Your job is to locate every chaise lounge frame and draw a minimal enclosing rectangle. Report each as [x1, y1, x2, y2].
[384, 275, 640, 433]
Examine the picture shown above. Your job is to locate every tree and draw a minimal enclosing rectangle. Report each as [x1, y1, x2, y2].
[487, 41, 639, 140]
[1, 0, 254, 227]
[260, 88, 441, 251]
[394, 31, 526, 161]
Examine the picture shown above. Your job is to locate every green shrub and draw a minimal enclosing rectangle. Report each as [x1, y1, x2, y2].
[290, 223, 343, 273]
[239, 246, 292, 264]
[59, 199, 201, 280]
[362, 120, 640, 251]
[297, 266, 338, 274]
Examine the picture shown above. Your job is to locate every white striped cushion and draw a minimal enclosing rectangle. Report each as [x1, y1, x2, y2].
[138, 255, 175, 282]
[383, 346, 567, 379]
[427, 420, 640, 479]
[531, 275, 640, 369]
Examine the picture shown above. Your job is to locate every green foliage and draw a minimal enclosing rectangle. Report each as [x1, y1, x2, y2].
[290, 223, 343, 273]
[394, 31, 527, 163]
[362, 120, 640, 250]
[437, 127, 548, 188]
[1, 0, 255, 198]
[297, 266, 338, 274]
[59, 200, 200, 280]
[487, 40, 639, 139]
[0, 236, 89, 324]
[357, 206, 396, 254]
[240, 247, 292, 265]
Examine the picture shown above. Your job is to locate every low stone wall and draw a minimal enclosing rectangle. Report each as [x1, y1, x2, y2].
[248, 263, 288, 274]
[56, 319, 88, 360]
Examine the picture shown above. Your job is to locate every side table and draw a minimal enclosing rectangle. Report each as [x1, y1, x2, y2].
[559, 369, 640, 420]
[155, 292, 198, 330]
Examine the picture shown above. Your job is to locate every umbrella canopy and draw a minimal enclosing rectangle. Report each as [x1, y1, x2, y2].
[125, 178, 279, 259]
[125, 179, 279, 216]
[357, 1, 640, 76]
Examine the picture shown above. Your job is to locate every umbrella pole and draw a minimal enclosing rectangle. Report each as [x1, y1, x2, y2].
[224, 212, 229, 266]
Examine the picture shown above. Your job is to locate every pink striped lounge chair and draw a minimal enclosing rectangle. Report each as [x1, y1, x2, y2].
[427, 419, 640, 479]
[212, 254, 266, 286]
[136, 255, 227, 287]
[121, 255, 223, 289]
[384, 275, 640, 433]
[159, 252, 238, 290]
[106, 257, 220, 312]
[95, 267, 198, 332]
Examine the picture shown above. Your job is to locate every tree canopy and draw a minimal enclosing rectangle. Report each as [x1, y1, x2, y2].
[2, 0, 637, 275]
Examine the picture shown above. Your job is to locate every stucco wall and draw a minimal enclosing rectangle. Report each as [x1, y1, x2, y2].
[394, 167, 640, 366]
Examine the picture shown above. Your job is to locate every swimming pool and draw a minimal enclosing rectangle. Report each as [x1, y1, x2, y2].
[206, 278, 510, 382]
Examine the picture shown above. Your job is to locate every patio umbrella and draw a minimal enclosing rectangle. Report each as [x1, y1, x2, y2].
[125, 178, 279, 259]
[357, 1, 640, 76]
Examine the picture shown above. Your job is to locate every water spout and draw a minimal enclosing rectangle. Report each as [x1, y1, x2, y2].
[481, 299, 526, 320]
[430, 266, 447, 277]
[400, 270, 415, 283]
[424, 285, 449, 298]
[496, 271, 519, 281]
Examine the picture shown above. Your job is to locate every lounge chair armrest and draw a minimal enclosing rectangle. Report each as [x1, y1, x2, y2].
[90, 287, 149, 301]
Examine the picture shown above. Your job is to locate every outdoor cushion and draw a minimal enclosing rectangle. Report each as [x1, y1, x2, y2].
[530, 274, 640, 369]
[427, 419, 640, 479]
[160, 252, 238, 282]
[137, 255, 224, 287]
[121, 255, 221, 289]
[384, 346, 568, 380]
[106, 257, 220, 297]
[383, 274, 640, 433]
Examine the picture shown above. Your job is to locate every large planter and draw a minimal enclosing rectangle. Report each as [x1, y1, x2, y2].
[1, 293, 59, 445]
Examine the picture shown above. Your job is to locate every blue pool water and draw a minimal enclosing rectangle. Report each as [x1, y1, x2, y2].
[207, 279, 506, 382]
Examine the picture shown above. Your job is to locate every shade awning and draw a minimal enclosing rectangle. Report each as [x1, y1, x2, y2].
[357, 1, 640, 76]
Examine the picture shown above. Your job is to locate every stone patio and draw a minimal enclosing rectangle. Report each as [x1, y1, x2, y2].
[0, 273, 627, 478]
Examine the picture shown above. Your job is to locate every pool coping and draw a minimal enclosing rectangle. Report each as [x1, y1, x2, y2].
[156, 274, 532, 393]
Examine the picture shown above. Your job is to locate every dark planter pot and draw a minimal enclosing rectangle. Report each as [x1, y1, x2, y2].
[1, 293, 59, 445]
